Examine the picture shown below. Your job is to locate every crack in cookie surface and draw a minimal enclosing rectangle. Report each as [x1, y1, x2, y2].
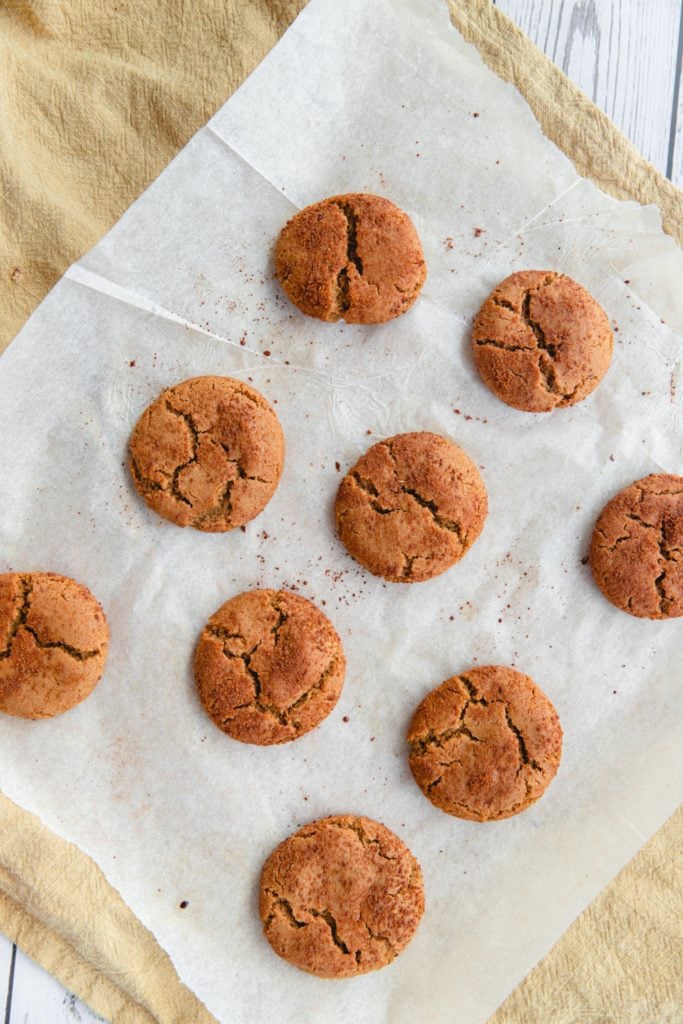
[332, 200, 363, 316]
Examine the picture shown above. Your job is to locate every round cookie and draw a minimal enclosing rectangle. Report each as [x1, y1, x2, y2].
[195, 589, 345, 745]
[472, 270, 613, 412]
[589, 473, 683, 619]
[129, 376, 284, 532]
[275, 193, 426, 324]
[0, 572, 109, 719]
[408, 666, 562, 821]
[259, 814, 424, 978]
[335, 431, 487, 583]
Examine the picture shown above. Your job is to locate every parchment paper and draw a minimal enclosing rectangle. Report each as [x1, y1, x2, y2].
[0, 1, 681, 1022]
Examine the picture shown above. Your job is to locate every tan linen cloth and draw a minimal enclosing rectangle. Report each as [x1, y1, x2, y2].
[0, 0, 681, 1020]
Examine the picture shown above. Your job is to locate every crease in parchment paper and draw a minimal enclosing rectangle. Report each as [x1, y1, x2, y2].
[0, 1, 681, 1023]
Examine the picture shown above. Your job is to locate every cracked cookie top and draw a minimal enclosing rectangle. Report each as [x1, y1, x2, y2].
[0, 572, 109, 719]
[335, 431, 487, 583]
[194, 589, 345, 745]
[275, 193, 426, 324]
[589, 473, 683, 619]
[472, 270, 613, 412]
[129, 375, 284, 532]
[259, 814, 424, 978]
[408, 666, 562, 822]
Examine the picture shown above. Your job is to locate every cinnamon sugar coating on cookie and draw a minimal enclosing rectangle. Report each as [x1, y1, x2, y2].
[259, 815, 424, 977]
[472, 270, 613, 412]
[195, 589, 345, 744]
[276, 194, 426, 324]
[335, 431, 487, 582]
[590, 473, 683, 619]
[0, 572, 109, 719]
[129, 375, 284, 532]
[408, 666, 562, 821]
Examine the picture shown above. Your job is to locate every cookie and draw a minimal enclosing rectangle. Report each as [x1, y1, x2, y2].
[259, 814, 424, 978]
[472, 270, 613, 412]
[194, 589, 345, 745]
[129, 376, 284, 532]
[335, 431, 487, 583]
[275, 194, 426, 324]
[408, 666, 562, 821]
[0, 572, 109, 719]
[589, 473, 683, 619]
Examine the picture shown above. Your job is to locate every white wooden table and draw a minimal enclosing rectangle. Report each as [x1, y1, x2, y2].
[2, 1, 681, 1020]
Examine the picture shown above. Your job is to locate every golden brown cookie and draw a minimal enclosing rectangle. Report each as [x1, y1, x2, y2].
[335, 431, 487, 583]
[259, 814, 424, 978]
[194, 589, 345, 745]
[0, 572, 109, 719]
[589, 473, 683, 619]
[408, 666, 562, 821]
[472, 270, 613, 412]
[129, 376, 284, 532]
[275, 194, 426, 324]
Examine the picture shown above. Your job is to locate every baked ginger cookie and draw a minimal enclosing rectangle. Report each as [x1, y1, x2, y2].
[472, 270, 613, 412]
[590, 473, 683, 619]
[0, 572, 109, 719]
[335, 431, 487, 582]
[276, 194, 426, 323]
[408, 666, 562, 821]
[195, 589, 345, 745]
[259, 815, 424, 978]
[129, 376, 284, 531]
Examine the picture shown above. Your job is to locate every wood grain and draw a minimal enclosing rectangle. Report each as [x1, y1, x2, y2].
[6, 942, 103, 1023]
[496, 0, 683, 182]
[0, 934, 14, 1018]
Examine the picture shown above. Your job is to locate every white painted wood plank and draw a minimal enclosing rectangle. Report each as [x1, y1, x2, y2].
[9, 947, 106, 1024]
[495, 0, 683, 178]
[0, 935, 15, 1016]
